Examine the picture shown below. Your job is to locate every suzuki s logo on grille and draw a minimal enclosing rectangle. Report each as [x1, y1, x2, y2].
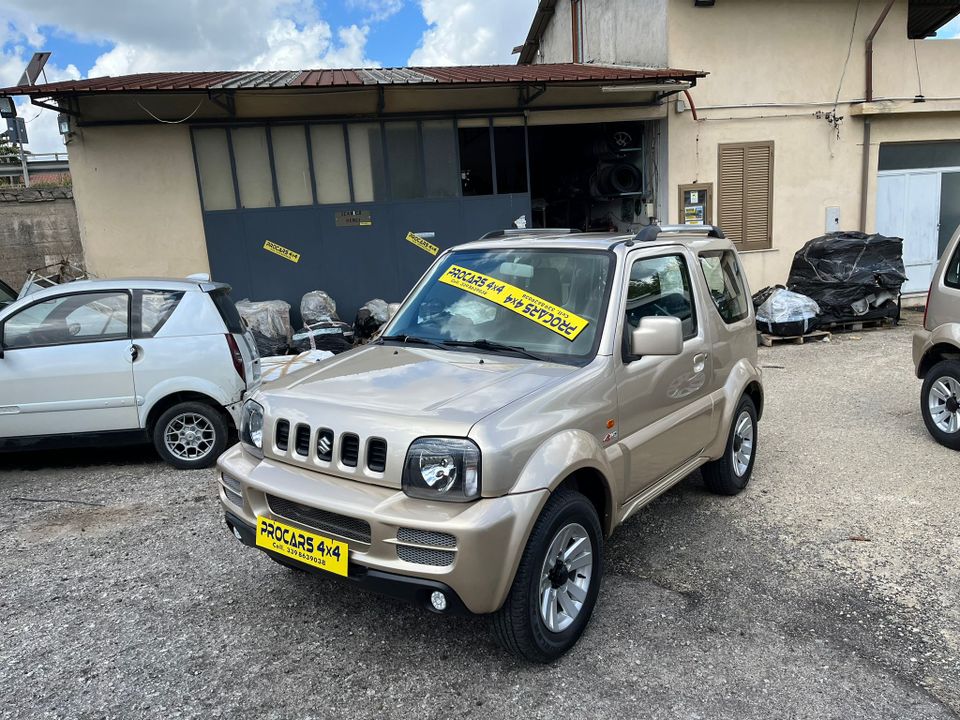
[318, 436, 331, 455]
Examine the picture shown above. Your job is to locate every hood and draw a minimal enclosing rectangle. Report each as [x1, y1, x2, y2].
[257, 344, 577, 487]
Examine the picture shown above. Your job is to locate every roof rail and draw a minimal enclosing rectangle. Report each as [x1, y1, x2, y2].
[634, 224, 726, 242]
[478, 228, 579, 240]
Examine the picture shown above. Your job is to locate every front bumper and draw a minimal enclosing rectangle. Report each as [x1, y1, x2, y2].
[913, 328, 932, 377]
[216, 445, 549, 614]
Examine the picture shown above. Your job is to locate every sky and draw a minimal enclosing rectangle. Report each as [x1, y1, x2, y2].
[0, 0, 540, 154]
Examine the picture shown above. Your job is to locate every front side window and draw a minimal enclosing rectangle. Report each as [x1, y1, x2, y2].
[625, 255, 698, 341]
[3, 292, 130, 349]
[699, 250, 750, 323]
[387, 249, 614, 363]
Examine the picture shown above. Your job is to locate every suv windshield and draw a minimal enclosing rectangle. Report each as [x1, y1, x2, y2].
[387, 248, 614, 363]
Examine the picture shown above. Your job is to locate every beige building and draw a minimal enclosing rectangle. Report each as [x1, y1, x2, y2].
[520, 0, 960, 295]
[1, 0, 957, 316]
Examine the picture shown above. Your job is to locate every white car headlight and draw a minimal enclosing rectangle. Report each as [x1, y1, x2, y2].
[240, 399, 264, 458]
[402, 438, 480, 502]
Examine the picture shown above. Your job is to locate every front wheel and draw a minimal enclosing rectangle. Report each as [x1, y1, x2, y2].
[921, 360, 960, 451]
[491, 489, 603, 663]
[701, 395, 758, 495]
[153, 401, 228, 469]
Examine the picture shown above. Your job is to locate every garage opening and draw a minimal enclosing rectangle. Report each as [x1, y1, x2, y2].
[527, 121, 656, 232]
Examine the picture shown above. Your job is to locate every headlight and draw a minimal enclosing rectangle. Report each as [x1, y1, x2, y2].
[402, 438, 480, 502]
[240, 399, 264, 458]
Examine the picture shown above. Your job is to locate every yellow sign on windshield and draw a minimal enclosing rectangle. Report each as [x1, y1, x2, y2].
[438, 264, 589, 341]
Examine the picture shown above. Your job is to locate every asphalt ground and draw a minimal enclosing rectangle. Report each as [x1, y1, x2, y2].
[0, 312, 957, 719]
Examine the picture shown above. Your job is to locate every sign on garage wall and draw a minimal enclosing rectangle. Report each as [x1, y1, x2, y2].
[263, 240, 300, 263]
[335, 210, 373, 227]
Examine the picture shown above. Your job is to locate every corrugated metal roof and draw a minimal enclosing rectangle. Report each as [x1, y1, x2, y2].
[0, 63, 704, 96]
[908, 0, 960, 38]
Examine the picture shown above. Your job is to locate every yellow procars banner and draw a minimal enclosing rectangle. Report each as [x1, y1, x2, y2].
[438, 264, 589, 341]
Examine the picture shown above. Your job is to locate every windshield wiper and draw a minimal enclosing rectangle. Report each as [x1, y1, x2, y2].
[442, 338, 549, 362]
[378, 334, 448, 352]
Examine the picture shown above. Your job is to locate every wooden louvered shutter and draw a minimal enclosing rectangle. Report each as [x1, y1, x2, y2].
[717, 142, 773, 251]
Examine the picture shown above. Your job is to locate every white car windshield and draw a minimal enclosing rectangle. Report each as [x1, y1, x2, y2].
[387, 248, 614, 363]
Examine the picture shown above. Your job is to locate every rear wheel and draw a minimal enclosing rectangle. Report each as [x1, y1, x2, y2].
[702, 395, 758, 495]
[153, 401, 228, 469]
[921, 360, 960, 451]
[491, 489, 603, 663]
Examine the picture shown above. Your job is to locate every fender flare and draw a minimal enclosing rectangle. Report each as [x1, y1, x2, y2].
[704, 358, 764, 459]
[916, 326, 960, 378]
[139, 377, 235, 429]
[510, 428, 619, 535]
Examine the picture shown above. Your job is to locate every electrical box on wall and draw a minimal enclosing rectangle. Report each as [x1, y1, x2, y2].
[825, 206, 841, 233]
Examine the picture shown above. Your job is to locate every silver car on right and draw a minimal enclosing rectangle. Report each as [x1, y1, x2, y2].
[914, 226, 960, 450]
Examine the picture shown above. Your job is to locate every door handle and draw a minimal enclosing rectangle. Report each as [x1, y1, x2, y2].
[130, 344, 141, 362]
[693, 352, 708, 372]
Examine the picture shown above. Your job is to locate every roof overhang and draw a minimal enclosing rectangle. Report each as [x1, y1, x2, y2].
[0, 63, 706, 127]
[908, 0, 960, 38]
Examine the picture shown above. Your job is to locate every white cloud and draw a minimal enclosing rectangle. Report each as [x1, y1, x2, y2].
[348, 0, 404, 23]
[0, 0, 383, 152]
[408, 0, 538, 66]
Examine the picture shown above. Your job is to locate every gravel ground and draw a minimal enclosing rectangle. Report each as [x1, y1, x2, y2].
[0, 314, 957, 720]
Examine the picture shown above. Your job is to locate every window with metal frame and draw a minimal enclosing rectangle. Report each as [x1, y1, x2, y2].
[717, 141, 774, 251]
[139, 290, 184, 337]
[624, 254, 698, 344]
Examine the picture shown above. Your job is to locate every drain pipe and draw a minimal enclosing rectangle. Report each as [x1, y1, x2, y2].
[860, 0, 896, 232]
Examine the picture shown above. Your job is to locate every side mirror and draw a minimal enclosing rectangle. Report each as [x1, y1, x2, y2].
[630, 316, 683, 357]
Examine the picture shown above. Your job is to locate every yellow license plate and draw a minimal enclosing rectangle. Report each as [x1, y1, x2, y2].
[255, 516, 348, 577]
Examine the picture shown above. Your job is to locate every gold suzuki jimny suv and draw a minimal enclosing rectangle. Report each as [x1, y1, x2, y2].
[218, 225, 764, 662]
[914, 225, 960, 450]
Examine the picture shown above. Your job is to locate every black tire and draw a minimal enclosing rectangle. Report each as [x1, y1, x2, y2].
[491, 489, 604, 663]
[152, 401, 228, 470]
[702, 395, 758, 496]
[920, 360, 960, 451]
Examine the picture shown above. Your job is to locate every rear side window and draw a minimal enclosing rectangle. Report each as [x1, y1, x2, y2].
[140, 290, 184, 337]
[699, 250, 750, 324]
[946, 245, 960, 289]
[210, 288, 245, 333]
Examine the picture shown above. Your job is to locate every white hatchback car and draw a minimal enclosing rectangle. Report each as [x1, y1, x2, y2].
[0, 277, 261, 468]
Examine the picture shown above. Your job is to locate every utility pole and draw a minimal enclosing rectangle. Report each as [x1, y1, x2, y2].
[17, 135, 29, 188]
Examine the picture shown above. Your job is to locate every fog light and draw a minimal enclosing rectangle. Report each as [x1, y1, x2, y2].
[232, 525, 243, 541]
[430, 591, 447, 611]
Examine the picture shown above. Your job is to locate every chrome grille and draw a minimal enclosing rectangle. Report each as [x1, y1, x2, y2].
[316, 428, 334, 461]
[367, 438, 387, 472]
[275, 419, 290, 451]
[294, 424, 310, 455]
[341, 433, 359, 467]
[397, 545, 455, 566]
[397, 528, 456, 548]
[267, 494, 371, 544]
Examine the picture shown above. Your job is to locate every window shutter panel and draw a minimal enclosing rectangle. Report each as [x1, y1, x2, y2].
[718, 145, 745, 243]
[744, 144, 772, 248]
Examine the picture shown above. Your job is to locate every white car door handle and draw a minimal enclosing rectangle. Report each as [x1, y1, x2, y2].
[129, 344, 142, 362]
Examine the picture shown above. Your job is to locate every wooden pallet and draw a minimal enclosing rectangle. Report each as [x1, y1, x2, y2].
[758, 330, 831, 347]
[825, 317, 895, 334]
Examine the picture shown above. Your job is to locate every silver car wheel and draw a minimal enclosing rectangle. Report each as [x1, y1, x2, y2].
[731, 410, 754, 477]
[928, 376, 960, 434]
[539, 522, 593, 633]
[164, 412, 216, 460]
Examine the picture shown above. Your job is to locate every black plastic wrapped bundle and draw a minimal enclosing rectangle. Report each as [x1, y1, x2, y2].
[787, 232, 907, 325]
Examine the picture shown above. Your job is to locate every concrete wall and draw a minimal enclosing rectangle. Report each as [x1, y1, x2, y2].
[0, 187, 83, 289]
[69, 124, 210, 279]
[665, 0, 960, 289]
[536, 0, 669, 67]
